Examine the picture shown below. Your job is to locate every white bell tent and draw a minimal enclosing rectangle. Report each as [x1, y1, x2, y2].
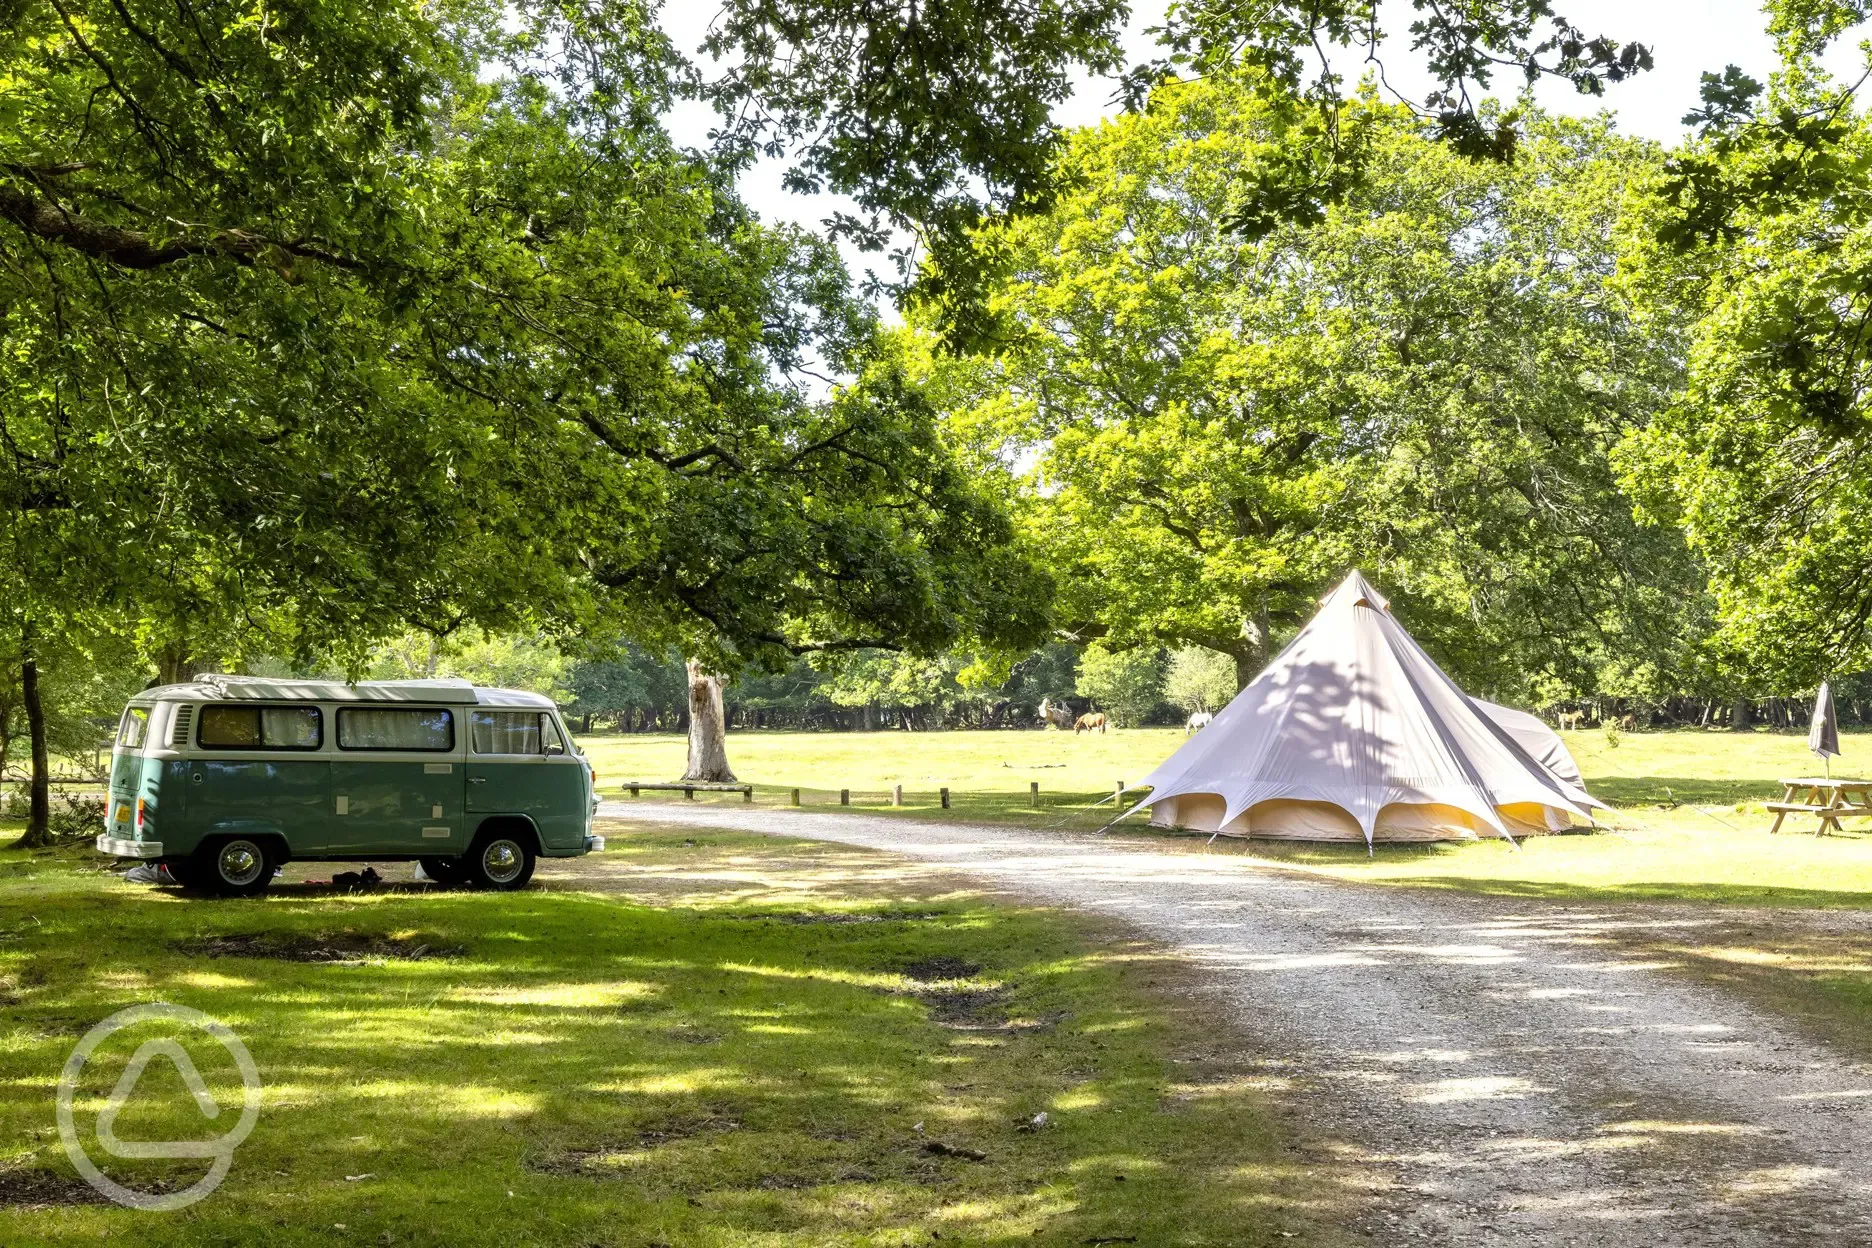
[1139, 571, 1601, 846]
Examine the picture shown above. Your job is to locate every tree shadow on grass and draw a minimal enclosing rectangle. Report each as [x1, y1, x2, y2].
[0, 843, 1347, 1246]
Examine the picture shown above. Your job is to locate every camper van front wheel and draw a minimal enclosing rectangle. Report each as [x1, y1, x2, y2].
[467, 830, 535, 891]
[197, 836, 277, 898]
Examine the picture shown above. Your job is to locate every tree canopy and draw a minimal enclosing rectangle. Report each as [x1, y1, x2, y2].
[0, 0, 1060, 684]
[927, 78, 1705, 702]
[1620, 37, 1872, 689]
[19, 0, 1872, 828]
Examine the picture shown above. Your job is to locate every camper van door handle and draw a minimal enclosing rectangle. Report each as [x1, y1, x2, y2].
[469, 777, 487, 784]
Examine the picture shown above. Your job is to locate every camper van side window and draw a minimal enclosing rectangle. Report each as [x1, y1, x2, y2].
[470, 710, 544, 755]
[337, 707, 454, 751]
[198, 705, 323, 750]
[117, 706, 151, 748]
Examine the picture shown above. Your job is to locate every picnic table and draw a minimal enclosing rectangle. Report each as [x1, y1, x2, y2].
[1767, 778, 1872, 836]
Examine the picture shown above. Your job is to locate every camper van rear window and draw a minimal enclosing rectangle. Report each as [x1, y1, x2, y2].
[198, 705, 323, 750]
[337, 707, 455, 752]
[117, 706, 151, 748]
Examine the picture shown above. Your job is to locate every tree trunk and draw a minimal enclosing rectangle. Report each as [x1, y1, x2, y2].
[1731, 699, 1752, 732]
[17, 657, 53, 848]
[1232, 598, 1273, 690]
[682, 660, 735, 782]
[157, 642, 193, 687]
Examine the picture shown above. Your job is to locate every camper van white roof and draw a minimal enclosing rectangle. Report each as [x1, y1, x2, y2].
[136, 676, 556, 709]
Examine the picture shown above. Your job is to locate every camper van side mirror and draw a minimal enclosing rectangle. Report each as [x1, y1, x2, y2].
[544, 741, 565, 757]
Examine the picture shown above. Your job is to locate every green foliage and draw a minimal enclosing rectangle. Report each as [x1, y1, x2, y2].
[821, 651, 960, 714]
[693, 0, 1655, 340]
[0, 627, 148, 775]
[932, 76, 1702, 703]
[699, 0, 1127, 294]
[1165, 647, 1239, 714]
[1621, 56, 1872, 687]
[366, 630, 570, 702]
[566, 646, 683, 729]
[0, 0, 1060, 748]
[1075, 645, 1167, 727]
[1114, 2, 1652, 265]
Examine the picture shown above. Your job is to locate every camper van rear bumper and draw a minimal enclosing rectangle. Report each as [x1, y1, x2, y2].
[583, 834, 605, 854]
[97, 834, 162, 859]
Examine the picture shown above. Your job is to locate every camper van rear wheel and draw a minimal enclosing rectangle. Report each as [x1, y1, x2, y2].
[197, 836, 276, 898]
[467, 830, 535, 891]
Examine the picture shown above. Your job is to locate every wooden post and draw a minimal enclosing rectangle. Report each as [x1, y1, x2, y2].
[940, 787, 950, 809]
[893, 784, 904, 806]
[840, 788, 850, 806]
[629, 782, 640, 797]
[1115, 781, 1125, 805]
[743, 784, 753, 804]
[790, 788, 800, 806]
[685, 785, 695, 800]
[1030, 781, 1039, 807]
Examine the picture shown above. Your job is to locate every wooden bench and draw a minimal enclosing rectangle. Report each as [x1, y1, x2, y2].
[622, 781, 754, 802]
[1769, 779, 1872, 835]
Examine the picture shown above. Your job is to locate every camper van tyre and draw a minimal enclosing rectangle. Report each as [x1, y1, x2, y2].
[196, 836, 277, 898]
[466, 826, 536, 891]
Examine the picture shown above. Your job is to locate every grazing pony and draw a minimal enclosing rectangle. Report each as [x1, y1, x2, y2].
[1185, 711, 1214, 734]
[1037, 697, 1075, 730]
[1556, 710, 1584, 731]
[1074, 712, 1108, 735]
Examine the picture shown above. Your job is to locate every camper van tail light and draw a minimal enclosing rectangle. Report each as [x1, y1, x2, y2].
[135, 798, 147, 834]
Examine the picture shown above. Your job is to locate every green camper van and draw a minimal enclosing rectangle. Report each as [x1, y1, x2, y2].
[96, 677, 601, 896]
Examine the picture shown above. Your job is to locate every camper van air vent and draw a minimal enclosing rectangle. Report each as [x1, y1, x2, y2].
[170, 705, 193, 748]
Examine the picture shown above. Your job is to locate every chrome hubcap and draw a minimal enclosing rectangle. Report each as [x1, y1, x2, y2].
[483, 840, 523, 884]
[218, 841, 263, 886]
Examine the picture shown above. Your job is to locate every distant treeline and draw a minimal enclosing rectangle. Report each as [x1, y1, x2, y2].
[566, 642, 1238, 734]
[565, 643, 1872, 735]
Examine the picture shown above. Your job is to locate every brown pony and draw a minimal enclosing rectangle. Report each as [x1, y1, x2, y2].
[1074, 713, 1108, 735]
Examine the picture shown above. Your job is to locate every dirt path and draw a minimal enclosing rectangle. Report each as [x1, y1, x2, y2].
[591, 801, 1872, 1247]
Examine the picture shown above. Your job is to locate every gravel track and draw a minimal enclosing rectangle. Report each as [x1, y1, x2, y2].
[596, 801, 1872, 1246]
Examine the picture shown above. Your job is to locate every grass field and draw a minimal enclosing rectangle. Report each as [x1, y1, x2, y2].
[586, 727, 1872, 907]
[7, 728, 1872, 1241]
[0, 829, 1342, 1246]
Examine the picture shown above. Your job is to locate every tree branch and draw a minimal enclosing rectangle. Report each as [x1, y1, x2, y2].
[0, 184, 362, 274]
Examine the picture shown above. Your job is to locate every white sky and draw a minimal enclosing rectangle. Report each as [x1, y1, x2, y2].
[659, 1, 1870, 295]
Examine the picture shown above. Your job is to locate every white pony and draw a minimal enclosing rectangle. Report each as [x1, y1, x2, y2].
[1185, 711, 1215, 734]
[1037, 697, 1075, 730]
